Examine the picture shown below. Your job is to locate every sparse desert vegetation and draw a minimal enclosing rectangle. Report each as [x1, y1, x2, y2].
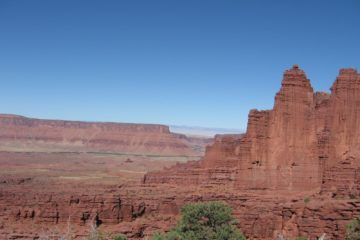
[346, 217, 360, 240]
[0, 0, 359, 238]
[152, 201, 246, 240]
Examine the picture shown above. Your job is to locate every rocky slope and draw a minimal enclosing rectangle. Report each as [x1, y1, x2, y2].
[1, 65, 360, 240]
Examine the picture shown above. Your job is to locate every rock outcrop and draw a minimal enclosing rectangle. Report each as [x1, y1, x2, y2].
[1, 65, 360, 240]
[145, 65, 360, 196]
[139, 65, 360, 239]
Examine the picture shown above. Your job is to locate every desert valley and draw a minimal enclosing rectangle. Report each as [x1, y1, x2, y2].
[1, 65, 360, 239]
[1, 1, 360, 239]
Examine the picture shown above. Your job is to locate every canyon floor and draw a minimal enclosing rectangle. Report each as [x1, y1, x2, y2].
[0, 151, 198, 188]
[0, 150, 203, 239]
[0, 115, 211, 239]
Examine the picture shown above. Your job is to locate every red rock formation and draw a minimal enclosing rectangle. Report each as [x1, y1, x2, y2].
[145, 65, 360, 195]
[321, 68, 360, 196]
[0, 114, 196, 156]
[1, 65, 360, 240]
[139, 65, 360, 239]
[224, 65, 319, 190]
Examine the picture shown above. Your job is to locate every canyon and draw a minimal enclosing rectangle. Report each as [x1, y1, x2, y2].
[1, 65, 360, 239]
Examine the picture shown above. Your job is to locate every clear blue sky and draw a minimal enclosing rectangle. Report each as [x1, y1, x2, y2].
[0, 0, 359, 129]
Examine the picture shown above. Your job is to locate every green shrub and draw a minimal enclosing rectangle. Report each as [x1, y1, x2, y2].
[295, 236, 307, 240]
[85, 222, 127, 240]
[350, 194, 358, 199]
[303, 197, 310, 204]
[152, 231, 181, 240]
[113, 234, 128, 240]
[346, 217, 360, 240]
[152, 201, 246, 240]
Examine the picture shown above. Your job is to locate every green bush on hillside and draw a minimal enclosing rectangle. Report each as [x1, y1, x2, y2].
[152, 201, 246, 240]
[346, 217, 360, 240]
[112, 235, 128, 240]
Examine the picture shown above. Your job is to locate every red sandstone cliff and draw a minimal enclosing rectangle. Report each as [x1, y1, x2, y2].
[1, 65, 360, 240]
[145, 65, 360, 196]
[0, 114, 197, 156]
[138, 66, 360, 239]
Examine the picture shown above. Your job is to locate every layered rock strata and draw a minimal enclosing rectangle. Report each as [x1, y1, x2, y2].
[1, 65, 360, 240]
[145, 65, 360, 197]
[0, 115, 196, 156]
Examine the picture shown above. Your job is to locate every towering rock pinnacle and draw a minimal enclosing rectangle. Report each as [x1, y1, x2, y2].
[145, 65, 360, 194]
[197, 64, 319, 190]
[274, 64, 313, 110]
[140, 66, 360, 239]
[268, 64, 317, 190]
[321, 68, 360, 195]
[2, 66, 360, 240]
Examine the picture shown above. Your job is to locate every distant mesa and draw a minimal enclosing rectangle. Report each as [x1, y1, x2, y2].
[1, 65, 360, 240]
[170, 125, 243, 138]
[0, 114, 206, 156]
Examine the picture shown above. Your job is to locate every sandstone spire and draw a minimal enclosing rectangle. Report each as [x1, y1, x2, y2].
[145, 65, 360, 195]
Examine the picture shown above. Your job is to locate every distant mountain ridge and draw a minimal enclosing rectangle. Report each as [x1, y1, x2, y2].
[170, 125, 243, 138]
[0, 114, 204, 156]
